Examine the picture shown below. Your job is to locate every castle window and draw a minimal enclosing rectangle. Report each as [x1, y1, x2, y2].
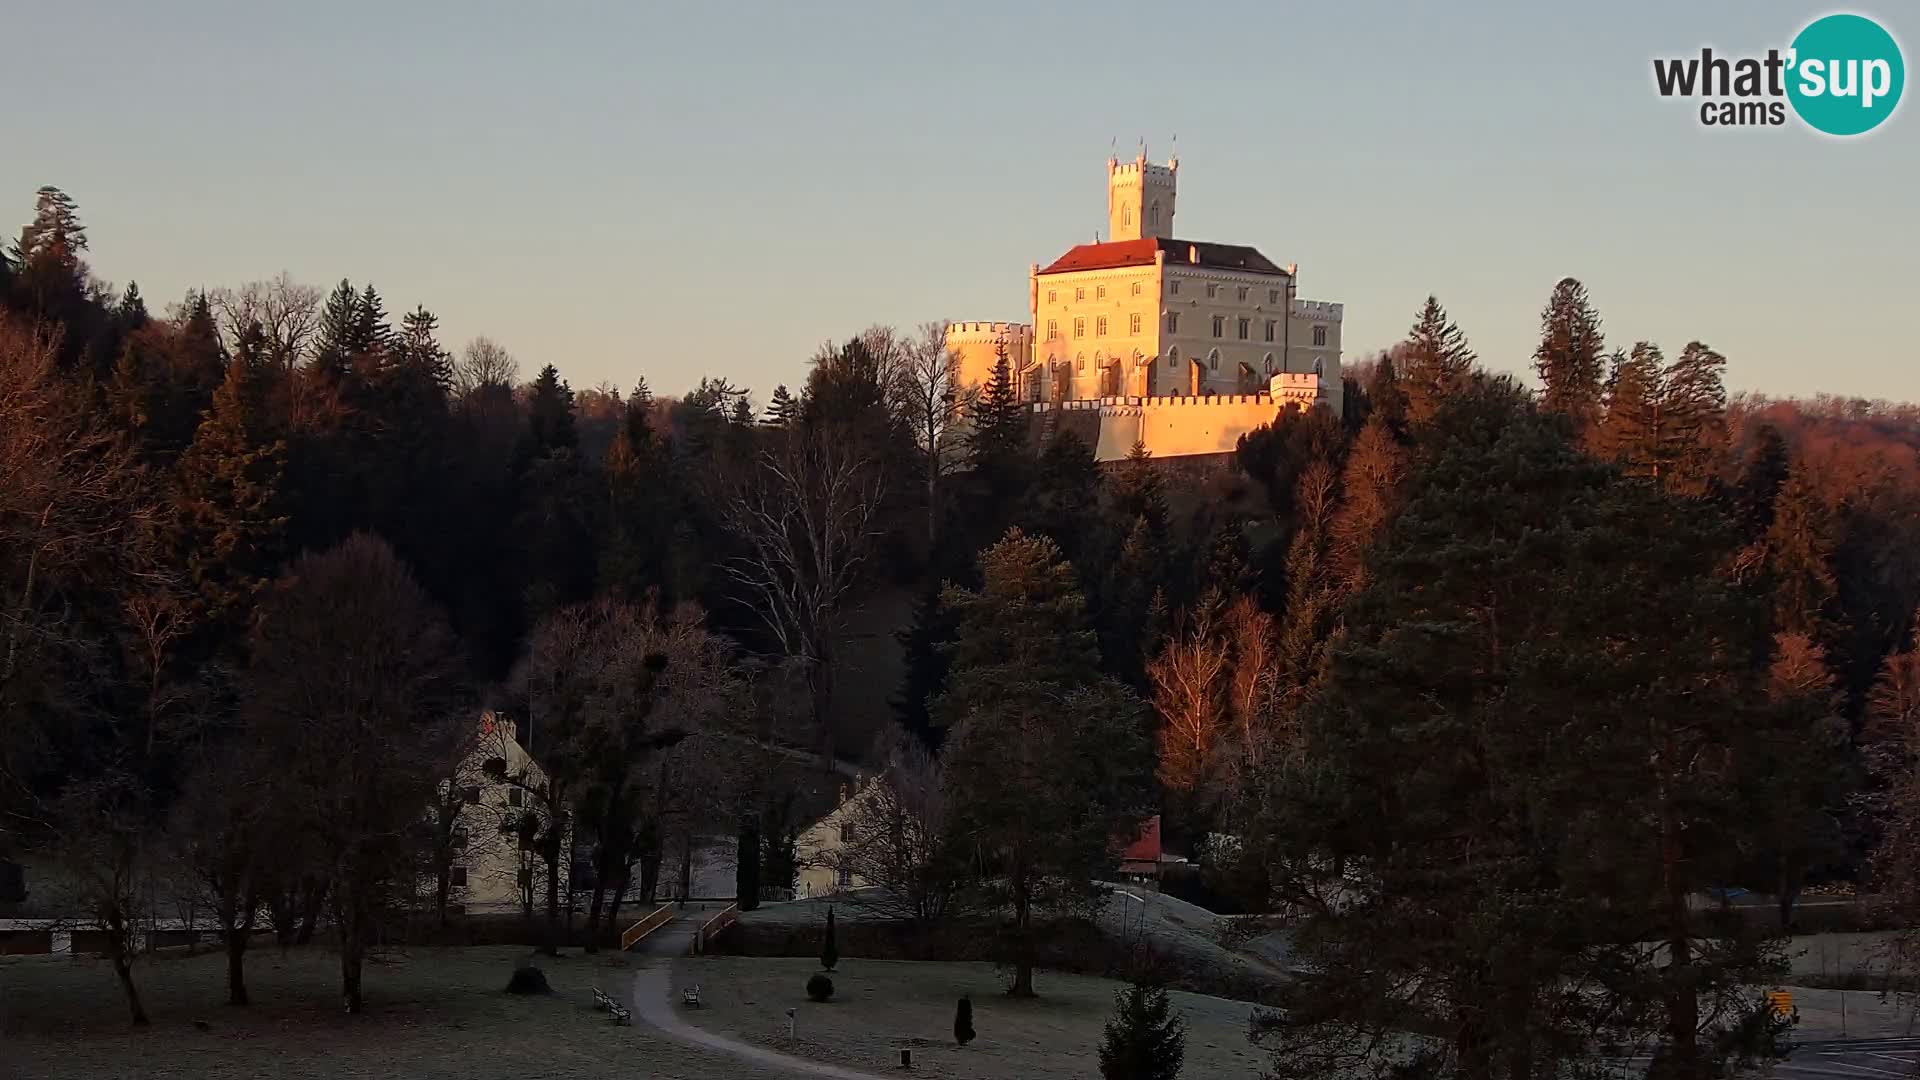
[1166, 312, 1179, 333]
[1269, 288, 1281, 304]
[1208, 350, 1220, 371]
[1074, 318, 1085, 339]
[1169, 281, 1180, 296]
[1167, 346, 1179, 368]
[1076, 287, 1085, 301]
[1096, 285, 1107, 300]
[1047, 320, 1058, 341]
[1077, 354, 1086, 373]
[1314, 357, 1325, 376]
[508, 787, 523, 807]
[1313, 325, 1328, 347]
[1264, 320, 1275, 342]
[1130, 282, 1141, 297]
[1205, 283, 1218, 299]
[1237, 286, 1250, 302]
[1264, 354, 1277, 374]
[1096, 316, 1108, 336]
[450, 866, 468, 888]
[1237, 318, 1250, 340]
[1123, 206, 1132, 226]
[1047, 289, 1056, 304]
[1149, 203, 1159, 227]
[1211, 315, 1224, 338]
[462, 786, 481, 805]
[1129, 313, 1141, 335]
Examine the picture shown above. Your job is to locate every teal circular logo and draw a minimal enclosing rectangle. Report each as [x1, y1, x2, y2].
[1787, 14, 1904, 135]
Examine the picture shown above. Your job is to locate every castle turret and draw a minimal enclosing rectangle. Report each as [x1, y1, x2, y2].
[1107, 152, 1177, 241]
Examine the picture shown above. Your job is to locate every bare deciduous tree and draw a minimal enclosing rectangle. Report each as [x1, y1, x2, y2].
[1149, 606, 1231, 793]
[211, 273, 321, 369]
[900, 322, 964, 544]
[718, 426, 884, 766]
[245, 534, 470, 1014]
[455, 337, 518, 399]
[822, 729, 968, 933]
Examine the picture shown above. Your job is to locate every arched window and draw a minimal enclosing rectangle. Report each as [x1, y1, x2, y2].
[1313, 356, 1325, 376]
[1077, 353, 1087, 373]
[1263, 353, 1276, 375]
[1149, 203, 1159, 228]
[1122, 206, 1133, 226]
[1207, 349, 1220, 371]
[1167, 346, 1180, 368]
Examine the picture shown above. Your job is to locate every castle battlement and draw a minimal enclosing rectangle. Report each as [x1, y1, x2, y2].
[1292, 299, 1344, 322]
[945, 320, 1033, 341]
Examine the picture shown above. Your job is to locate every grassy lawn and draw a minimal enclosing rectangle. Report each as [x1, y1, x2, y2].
[1, 945, 789, 1079]
[671, 955, 1270, 1079]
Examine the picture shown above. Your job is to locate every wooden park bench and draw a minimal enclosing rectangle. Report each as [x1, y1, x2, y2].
[682, 984, 702, 1008]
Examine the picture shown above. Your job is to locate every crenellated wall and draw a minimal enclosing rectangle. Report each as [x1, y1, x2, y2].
[944, 321, 1033, 393]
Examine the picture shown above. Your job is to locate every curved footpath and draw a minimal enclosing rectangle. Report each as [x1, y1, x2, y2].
[629, 915, 889, 1080]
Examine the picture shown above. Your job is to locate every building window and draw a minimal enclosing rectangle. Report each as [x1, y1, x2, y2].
[1074, 318, 1085, 339]
[1314, 357, 1325, 376]
[1313, 325, 1328, 347]
[1096, 285, 1107, 300]
[1077, 354, 1086, 373]
[462, 786, 480, 805]
[1168, 346, 1179, 368]
[508, 787, 523, 807]
[1205, 283, 1218, 298]
[1096, 316, 1108, 336]
[518, 867, 532, 889]
[1047, 289, 1056, 303]
[1076, 287, 1085, 301]
[1166, 312, 1179, 334]
[452, 827, 470, 851]
[1237, 317, 1250, 340]
[1269, 288, 1281, 304]
[1130, 282, 1142, 297]
[1129, 313, 1142, 335]
[1264, 320, 1276, 342]
[1264, 354, 1277, 374]
[1149, 203, 1159, 227]
[837, 867, 853, 887]
[450, 866, 468, 888]
[1170, 280, 1180, 296]
[1237, 286, 1250, 301]
[1208, 351, 1220, 371]
[1212, 315, 1224, 338]
[1047, 319, 1058, 341]
[838, 824, 853, 843]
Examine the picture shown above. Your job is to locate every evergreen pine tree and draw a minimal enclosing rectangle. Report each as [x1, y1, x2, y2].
[765, 383, 799, 427]
[968, 347, 1028, 478]
[1533, 276, 1607, 439]
[351, 283, 392, 358]
[630, 375, 654, 415]
[1397, 295, 1476, 430]
[311, 279, 360, 383]
[1098, 983, 1188, 1080]
[1110, 442, 1168, 539]
[1767, 459, 1839, 640]
[1596, 342, 1663, 474]
[117, 281, 148, 329]
[1020, 429, 1105, 565]
[527, 364, 578, 454]
[820, 906, 838, 971]
[1657, 340, 1729, 498]
[175, 321, 289, 638]
[1736, 425, 1791, 538]
[16, 185, 88, 265]
[893, 583, 958, 750]
[729, 395, 755, 426]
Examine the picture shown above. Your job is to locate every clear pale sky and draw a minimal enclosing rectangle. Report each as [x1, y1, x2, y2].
[2, 1, 1914, 402]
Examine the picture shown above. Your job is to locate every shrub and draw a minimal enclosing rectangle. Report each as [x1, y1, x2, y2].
[807, 973, 834, 1002]
[505, 965, 551, 995]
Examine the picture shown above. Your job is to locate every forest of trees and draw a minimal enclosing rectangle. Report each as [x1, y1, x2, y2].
[7, 185, 1920, 1078]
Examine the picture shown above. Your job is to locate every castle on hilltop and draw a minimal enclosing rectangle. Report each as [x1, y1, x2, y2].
[947, 152, 1344, 462]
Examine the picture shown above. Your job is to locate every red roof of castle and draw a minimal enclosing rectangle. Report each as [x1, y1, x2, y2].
[1039, 238, 1289, 276]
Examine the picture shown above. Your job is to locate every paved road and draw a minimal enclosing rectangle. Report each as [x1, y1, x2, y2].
[1779, 1037, 1920, 1079]
[627, 913, 891, 1080]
